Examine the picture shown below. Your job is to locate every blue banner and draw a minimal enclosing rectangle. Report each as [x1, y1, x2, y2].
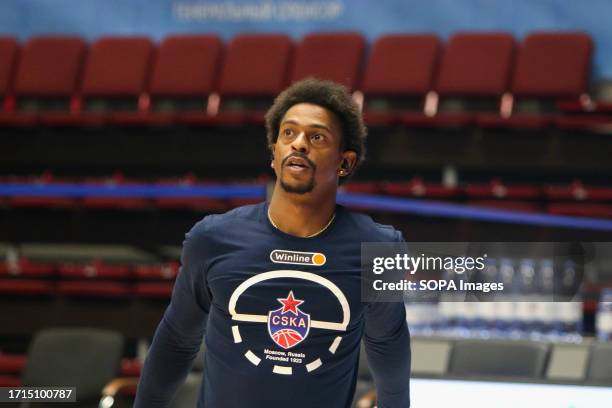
[0, 0, 610, 79]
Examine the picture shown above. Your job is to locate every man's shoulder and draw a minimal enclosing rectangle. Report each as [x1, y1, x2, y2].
[190, 202, 265, 236]
[340, 206, 403, 242]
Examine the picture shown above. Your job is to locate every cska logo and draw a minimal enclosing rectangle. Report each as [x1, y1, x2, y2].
[267, 291, 310, 349]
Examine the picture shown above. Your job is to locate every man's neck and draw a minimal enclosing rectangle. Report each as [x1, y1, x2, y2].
[268, 184, 337, 238]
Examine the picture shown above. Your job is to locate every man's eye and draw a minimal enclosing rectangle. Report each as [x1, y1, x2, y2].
[283, 128, 294, 137]
[311, 133, 324, 142]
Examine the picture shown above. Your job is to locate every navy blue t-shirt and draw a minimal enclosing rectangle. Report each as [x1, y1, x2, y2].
[135, 202, 410, 408]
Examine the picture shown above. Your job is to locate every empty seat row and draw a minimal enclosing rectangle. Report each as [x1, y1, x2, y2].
[0, 31, 604, 130]
[0, 277, 175, 298]
[339, 180, 607, 218]
[0, 33, 359, 126]
[0, 258, 178, 280]
[0, 241, 180, 297]
[346, 178, 612, 202]
[345, 178, 612, 217]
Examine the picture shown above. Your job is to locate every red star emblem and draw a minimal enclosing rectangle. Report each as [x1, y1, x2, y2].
[277, 291, 304, 315]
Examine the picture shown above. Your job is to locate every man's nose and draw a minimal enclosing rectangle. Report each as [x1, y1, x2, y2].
[291, 131, 309, 153]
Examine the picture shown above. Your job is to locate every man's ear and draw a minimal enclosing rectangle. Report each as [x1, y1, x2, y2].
[338, 151, 357, 177]
[270, 144, 276, 168]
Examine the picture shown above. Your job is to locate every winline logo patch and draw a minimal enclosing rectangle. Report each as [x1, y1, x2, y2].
[270, 250, 326, 266]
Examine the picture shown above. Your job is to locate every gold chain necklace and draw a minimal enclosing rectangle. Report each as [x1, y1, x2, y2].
[267, 208, 336, 238]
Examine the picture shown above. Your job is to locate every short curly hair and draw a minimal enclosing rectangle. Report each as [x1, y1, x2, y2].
[265, 78, 367, 178]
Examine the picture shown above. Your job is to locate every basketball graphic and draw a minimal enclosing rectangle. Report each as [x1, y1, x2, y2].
[272, 328, 304, 349]
[268, 291, 311, 349]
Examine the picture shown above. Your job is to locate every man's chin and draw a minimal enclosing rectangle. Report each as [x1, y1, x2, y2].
[279, 178, 315, 194]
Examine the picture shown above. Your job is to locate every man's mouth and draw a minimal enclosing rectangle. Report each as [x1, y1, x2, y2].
[284, 156, 312, 171]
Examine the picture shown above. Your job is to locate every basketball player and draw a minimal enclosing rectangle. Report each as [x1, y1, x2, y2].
[135, 78, 411, 408]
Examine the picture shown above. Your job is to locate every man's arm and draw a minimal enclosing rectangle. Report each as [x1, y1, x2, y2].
[363, 301, 411, 408]
[134, 221, 212, 408]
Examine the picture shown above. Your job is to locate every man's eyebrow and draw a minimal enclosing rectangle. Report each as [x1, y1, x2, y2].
[281, 119, 331, 132]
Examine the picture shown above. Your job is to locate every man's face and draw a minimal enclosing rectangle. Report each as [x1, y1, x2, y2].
[272, 103, 352, 195]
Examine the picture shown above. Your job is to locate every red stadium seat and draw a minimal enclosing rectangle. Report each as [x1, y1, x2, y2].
[576, 185, 612, 201]
[0, 257, 55, 278]
[401, 33, 515, 128]
[179, 34, 292, 126]
[220, 34, 292, 97]
[56, 258, 132, 297]
[0, 37, 18, 111]
[361, 34, 440, 126]
[44, 36, 154, 126]
[0, 354, 24, 390]
[291, 32, 365, 90]
[83, 37, 153, 103]
[0, 36, 85, 127]
[151, 35, 222, 104]
[0, 354, 26, 375]
[513, 33, 591, 99]
[382, 177, 460, 199]
[120, 358, 143, 377]
[0, 279, 56, 295]
[14, 37, 85, 107]
[58, 259, 132, 280]
[134, 262, 178, 280]
[545, 181, 612, 202]
[464, 179, 542, 200]
[112, 34, 223, 126]
[477, 32, 593, 129]
[463, 180, 544, 214]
